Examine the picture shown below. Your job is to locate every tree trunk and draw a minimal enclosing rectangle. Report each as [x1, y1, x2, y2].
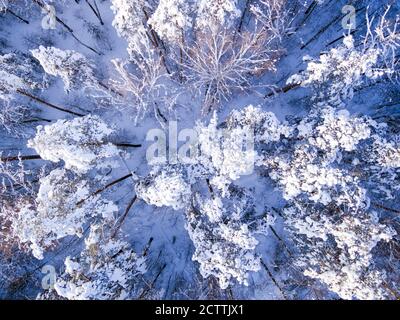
[6, 9, 29, 24]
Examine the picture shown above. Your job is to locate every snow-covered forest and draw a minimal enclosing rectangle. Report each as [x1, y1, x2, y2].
[0, 0, 399, 300]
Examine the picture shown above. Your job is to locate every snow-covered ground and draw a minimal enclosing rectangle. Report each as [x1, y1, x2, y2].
[0, 0, 399, 300]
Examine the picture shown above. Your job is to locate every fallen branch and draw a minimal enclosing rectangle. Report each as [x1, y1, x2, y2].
[372, 202, 400, 214]
[70, 32, 102, 55]
[76, 173, 135, 206]
[269, 225, 293, 257]
[294, 0, 317, 32]
[264, 82, 300, 98]
[6, 8, 29, 24]
[22, 118, 52, 123]
[139, 263, 167, 299]
[85, 0, 104, 25]
[237, 0, 251, 34]
[98, 81, 124, 97]
[111, 195, 138, 238]
[33, 0, 101, 55]
[1, 155, 41, 162]
[142, 237, 154, 257]
[17, 89, 85, 117]
[301, 14, 342, 50]
[260, 259, 287, 299]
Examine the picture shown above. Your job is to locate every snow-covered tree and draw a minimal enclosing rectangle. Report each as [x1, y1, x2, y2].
[195, 0, 241, 32]
[28, 115, 120, 174]
[185, 189, 274, 289]
[255, 104, 399, 299]
[135, 165, 192, 210]
[225, 104, 293, 144]
[194, 111, 257, 194]
[148, 0, 192, 44]
[0, 155, 33, 255]
[110, 0, 147, 40]
[8, 168, 118, 260]
[0, 53, 41, 100]
[109, 1, 172, 122]
[306, 107, 372, 157]
[194, 105, 293, 195]
[369, 136, 400, 168]
[186, 209, 261, 289]
[364, 6, 400, 83]
[268, 146, 368, 207]
[347, 134, 400, 201]
[31, 46, 98, 93]
[296, 107, 398, 203]
[285, 203, 395, 299]
[287, 36, 386, 106]
[53, 224, 146, 300]
[287, 9, 400, 107]
[250, 0, 289, 42]
[262, 107, 384, 208]
[110, 0, 156, 58]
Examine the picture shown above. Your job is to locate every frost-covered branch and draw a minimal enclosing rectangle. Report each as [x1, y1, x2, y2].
[181, 27, 283, 112]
